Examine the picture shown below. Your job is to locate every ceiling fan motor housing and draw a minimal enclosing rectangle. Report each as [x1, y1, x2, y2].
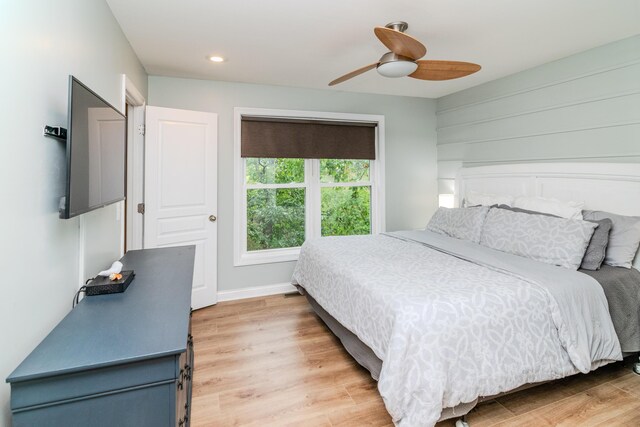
[376, 52, 418, 77]
[385, 21, 409, 32]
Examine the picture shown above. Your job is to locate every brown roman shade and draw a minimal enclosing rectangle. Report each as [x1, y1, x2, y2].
[241, 116, 377, 160]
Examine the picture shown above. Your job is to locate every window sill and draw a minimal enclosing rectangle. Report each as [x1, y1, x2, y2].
[234, 247, 301, 267]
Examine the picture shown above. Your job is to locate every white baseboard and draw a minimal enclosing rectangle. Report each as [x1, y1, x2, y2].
[217, 282, 297, 302]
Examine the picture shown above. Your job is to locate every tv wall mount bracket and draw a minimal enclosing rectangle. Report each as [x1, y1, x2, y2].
[43, 125, 67, 141]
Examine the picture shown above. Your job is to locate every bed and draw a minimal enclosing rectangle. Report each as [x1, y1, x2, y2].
[291, 163, 640, 427]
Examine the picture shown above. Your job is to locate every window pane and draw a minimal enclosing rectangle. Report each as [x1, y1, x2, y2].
[247, 188, 305, 250]
[321, 186, 371, 236]
[320, 159, 370, 183]
[246, 158, 304, 184]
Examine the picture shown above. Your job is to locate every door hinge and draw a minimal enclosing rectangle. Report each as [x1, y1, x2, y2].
[137, 203, 145, 214]
[137, 124, 145, 135]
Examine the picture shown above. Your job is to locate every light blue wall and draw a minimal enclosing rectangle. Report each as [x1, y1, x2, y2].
[436, 35, 640, 192]
[0, 1, 147, 425]
[149, 76, 438, 292]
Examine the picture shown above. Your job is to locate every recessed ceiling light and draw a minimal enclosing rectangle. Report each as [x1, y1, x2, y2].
[208, 56, 225, 63]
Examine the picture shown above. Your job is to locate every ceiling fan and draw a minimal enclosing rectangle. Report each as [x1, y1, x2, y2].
[329, 22, 481, 86]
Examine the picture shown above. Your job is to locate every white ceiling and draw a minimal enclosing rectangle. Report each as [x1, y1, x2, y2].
[106, 0, 640, 99]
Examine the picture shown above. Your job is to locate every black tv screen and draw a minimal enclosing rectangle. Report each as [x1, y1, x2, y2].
[61, 76, 126, 219]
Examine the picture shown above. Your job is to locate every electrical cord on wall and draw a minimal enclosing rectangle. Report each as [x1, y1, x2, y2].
[72, 277, 95, 308]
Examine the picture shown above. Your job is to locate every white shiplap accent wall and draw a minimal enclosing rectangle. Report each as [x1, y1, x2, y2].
[436, 35, 640, 192]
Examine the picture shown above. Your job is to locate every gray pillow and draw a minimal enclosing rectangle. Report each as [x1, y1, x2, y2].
[480, 208, 597, 270]
[580, 218, 613, 270]
[583, 210, 640, 269]
[497, 205, 611, 270]
[426, 206, 490, 243]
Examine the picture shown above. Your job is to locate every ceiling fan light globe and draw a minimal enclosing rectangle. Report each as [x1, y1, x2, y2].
[376, 61, 418, 78]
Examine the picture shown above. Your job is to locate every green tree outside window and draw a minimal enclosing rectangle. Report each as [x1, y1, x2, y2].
[246, 158, 372, 251]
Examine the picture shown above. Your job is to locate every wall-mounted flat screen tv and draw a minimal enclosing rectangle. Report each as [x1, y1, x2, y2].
[60, 76, 126, 219]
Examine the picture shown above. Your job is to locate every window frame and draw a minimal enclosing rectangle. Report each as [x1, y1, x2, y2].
[234, 107, 385, 266]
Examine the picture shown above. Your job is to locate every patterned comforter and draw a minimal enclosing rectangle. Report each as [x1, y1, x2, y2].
[291, 230, 622, 426]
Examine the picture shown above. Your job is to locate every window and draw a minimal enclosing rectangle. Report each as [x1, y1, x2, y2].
[319, 159, 372, 237]
[245, 158, 306, 251]
[234, 108, 385, 266]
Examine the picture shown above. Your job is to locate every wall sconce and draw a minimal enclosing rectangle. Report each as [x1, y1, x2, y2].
[438, 194, 455, 208]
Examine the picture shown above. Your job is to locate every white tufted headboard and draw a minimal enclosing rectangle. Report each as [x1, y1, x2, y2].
[455, 162, 640, 269]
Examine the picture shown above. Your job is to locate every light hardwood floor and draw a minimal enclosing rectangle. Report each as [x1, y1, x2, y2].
[191, 294, 640, 426]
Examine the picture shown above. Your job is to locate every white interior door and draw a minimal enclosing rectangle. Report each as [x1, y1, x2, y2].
[144, 106, 218, 309]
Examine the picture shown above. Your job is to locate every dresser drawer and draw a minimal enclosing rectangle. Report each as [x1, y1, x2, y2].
[12, 380, 175, 427]
[11, 355, 178, 410]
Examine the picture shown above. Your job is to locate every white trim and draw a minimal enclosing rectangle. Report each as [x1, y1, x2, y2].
[246, 182, 307, 190]
[319, 181, 372, 188]
[122, 75, 145, 110]
[455, 162, 640, 209]
[117, 201, 125, 257]
[233, 107, 386, 267]
[122, 74, 146, 251]
[77, 215, 86, 289]
[217, 282, 297, 302]
[238, 247, 301, 266]
[374, 123, 386, 234]
[310, 158, 320, 237]
[239, 108, 383, 124]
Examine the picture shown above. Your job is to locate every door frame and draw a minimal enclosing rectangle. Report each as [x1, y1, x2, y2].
[122, 74, 145, 252]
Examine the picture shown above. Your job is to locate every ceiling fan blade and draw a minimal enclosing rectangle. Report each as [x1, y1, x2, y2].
[409, 60, 481, 81]
[329, 63, 378, 86]
[374, 27, 426, 60]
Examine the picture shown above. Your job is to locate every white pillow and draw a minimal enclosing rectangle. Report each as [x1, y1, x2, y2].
[465, 190, 514, 207]
[426, 206, 490, 243]
[513, 196, 584, 220]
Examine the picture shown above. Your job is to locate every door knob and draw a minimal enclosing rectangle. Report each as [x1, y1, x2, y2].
[209, 215, 217, 222]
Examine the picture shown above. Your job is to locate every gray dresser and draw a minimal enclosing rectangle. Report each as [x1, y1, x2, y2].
[6, 246, 195, 427]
